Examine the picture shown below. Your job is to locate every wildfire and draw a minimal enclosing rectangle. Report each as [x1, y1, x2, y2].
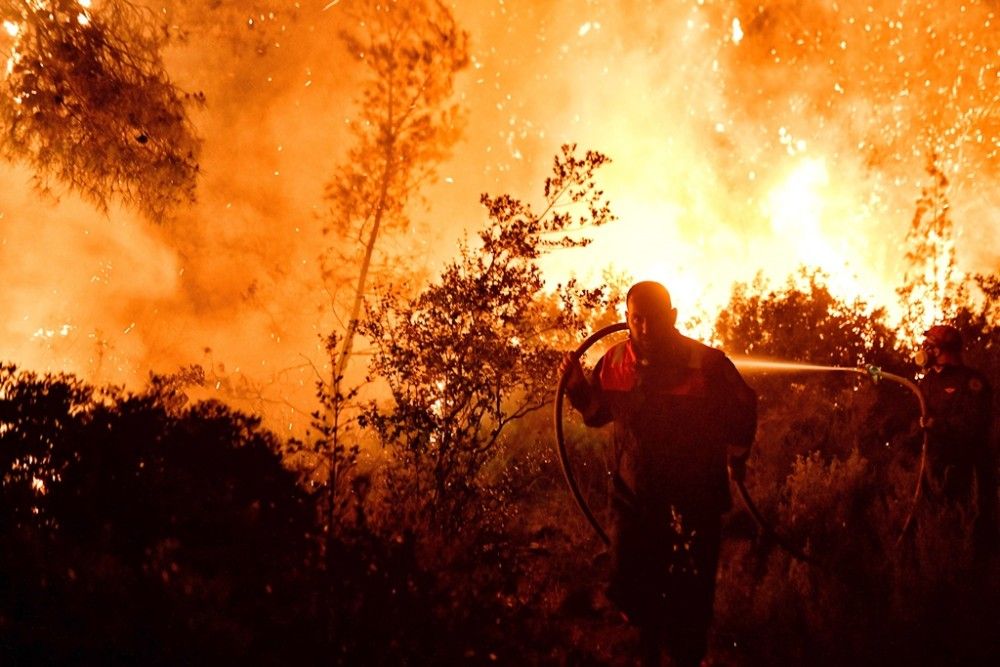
[534, 0, 1000, 338]
[3, 0, 1000, 432]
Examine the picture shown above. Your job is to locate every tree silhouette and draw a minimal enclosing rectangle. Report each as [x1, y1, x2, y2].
[322, 0, 468, 385]
[313, 0, 469, 547]
[897, 154, 963, 344]
[716, 268, 900, 369]
[0, 0, 202, 220]
[713, 270, 912, 543]
[361, 145, 615, 536]
[0, 364, 317, 663]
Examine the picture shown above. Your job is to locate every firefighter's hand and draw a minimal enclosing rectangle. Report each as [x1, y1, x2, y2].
[559, 353, 586, 393]
[728, 457, 747, 483]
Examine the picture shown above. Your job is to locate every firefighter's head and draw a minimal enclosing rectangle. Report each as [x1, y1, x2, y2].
[916, 324, 963, 368]
[626, 281, 677, 356]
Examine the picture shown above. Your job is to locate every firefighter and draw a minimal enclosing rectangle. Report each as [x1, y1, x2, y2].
[916, 324, 997, 561]
[560, 281, 757, 667]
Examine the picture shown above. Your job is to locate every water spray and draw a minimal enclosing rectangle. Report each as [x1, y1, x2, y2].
[732, 357, 929, 547]
[553, 324, 929, 558]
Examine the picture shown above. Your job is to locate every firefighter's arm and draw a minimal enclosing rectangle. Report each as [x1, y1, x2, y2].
[560, 354, 612, 427]
[719, 356, 758, 482]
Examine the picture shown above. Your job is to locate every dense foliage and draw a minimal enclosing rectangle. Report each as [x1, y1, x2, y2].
[361, 144, 614, 536]
[0, 364, 317, 663]
[0, 0, 202, 220]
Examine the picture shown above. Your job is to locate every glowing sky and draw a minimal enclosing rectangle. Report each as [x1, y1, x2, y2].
[2, 0, 999, 431]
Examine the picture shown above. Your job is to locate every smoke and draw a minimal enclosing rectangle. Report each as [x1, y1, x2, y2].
[2, 0, 999, 430]
[1, 1, 356, 431]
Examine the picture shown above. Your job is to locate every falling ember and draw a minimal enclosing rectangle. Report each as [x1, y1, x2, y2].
[31, 324, 73, 340]
[731, 17, 743, 44]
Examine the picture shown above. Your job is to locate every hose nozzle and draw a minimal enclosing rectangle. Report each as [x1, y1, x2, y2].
[864, 364, 883, 384]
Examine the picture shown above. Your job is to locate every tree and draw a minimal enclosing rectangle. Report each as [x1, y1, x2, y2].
[361, 145, 615, 536]
[713, 270, 913, 566]
[897, 154, 964, 344]
[322, 0, 469, 392]
[0, 0, 202, 220]
[312, 0, 468, 544]
[716, 268, 901, 369]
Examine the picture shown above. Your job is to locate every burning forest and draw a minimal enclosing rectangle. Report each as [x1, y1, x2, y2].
[1, 1, 999, 664]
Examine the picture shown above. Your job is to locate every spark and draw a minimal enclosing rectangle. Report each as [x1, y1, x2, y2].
[731, 17, 744, 44]
[322, 0, 341, 10]
[6, 48, 19, 76]
[3, 20, 19, 37]
[31, 325, 73, 340]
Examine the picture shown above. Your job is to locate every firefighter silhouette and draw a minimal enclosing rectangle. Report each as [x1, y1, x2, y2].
[561, 282, 756, 667]
[917, 324, 997, 560]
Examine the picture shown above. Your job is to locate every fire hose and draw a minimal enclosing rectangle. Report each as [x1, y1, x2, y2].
[553, 323, 929, 560]
[553, 322, 626, 547]
[850, 365, 929, 547]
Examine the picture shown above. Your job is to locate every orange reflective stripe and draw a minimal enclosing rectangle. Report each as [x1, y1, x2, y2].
[600, 341, 638, 391]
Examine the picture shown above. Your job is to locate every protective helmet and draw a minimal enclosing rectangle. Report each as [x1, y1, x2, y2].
[923, 324, 962, 353]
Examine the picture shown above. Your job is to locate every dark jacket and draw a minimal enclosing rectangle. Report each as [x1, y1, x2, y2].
[569, 334, 757, 516]
[920, 363, 995, 503]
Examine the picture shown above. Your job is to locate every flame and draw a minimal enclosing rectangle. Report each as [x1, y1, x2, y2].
[531, 0, 1000, 335]
[2, 1, 1000, 433]
[761, 155, 869, 301]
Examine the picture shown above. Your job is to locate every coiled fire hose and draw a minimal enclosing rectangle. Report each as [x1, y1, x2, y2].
[553, 323, 929, 559]
[553, 322, 626, 546]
